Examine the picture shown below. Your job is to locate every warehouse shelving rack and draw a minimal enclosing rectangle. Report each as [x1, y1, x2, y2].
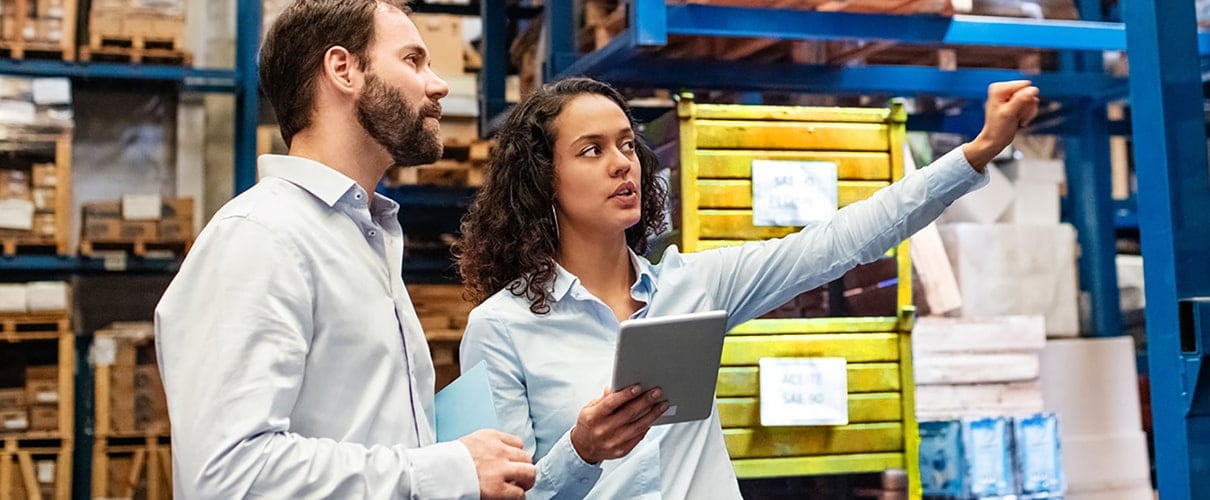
[0, 3, 261, 499]
[479, 0, 1210, 498]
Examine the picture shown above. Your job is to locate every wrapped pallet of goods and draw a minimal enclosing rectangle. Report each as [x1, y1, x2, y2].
[83, 0, 190, 64]
[0, 75, 72, 256]
[92, 322, 173, 500]
[0, 0, 77, 60]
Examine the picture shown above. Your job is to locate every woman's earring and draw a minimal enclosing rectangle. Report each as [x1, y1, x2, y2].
[551, 205, 560, 240]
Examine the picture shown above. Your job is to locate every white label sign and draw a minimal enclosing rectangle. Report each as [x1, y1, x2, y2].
[759, 358, 848, 426]
[751, 160, 838, 227]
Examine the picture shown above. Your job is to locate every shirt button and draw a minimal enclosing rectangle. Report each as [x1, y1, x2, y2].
[368, 230, 377, 237]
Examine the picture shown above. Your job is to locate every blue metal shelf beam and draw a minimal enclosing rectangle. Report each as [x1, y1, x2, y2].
[551, 2, 1135, 103]
[0, 255, 180, 273]
[658, 7, 1127, 51]
[0, 59, 238, 91]
[577, 54, 1125, 100]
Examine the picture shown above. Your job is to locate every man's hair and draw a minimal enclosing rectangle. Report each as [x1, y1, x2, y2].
[259, 0, 411, 147]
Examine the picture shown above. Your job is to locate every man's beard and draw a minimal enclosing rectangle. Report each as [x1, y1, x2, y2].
[356, 72, 443, 167]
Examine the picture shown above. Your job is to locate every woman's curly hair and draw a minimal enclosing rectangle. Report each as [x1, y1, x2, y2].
[455, 78, 668, 314]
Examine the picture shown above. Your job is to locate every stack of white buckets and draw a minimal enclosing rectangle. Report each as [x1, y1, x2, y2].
[1040, 337, 1153, 499]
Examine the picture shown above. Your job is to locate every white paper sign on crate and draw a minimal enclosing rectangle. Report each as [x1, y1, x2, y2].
[759, 358, 848, 426]
[751, 160, 838, 227]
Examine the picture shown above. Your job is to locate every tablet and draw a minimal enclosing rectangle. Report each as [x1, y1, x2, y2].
[611, 310, 728, 426]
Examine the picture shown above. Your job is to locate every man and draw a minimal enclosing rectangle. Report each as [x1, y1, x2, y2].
[154, 1, 535, 498]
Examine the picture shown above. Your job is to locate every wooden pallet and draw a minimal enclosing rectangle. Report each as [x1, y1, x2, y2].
[93, 433, 172, 500]
[0, 238, 66, 257]
[0, 312, 70, 341]
[0, 436, 71, 500]
[0, 40, 72, 62]
[79, 238, 191, 258]
[79, 42, 192, 65]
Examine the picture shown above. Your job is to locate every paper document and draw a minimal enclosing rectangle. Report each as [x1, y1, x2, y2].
[435, 362, 500, 442]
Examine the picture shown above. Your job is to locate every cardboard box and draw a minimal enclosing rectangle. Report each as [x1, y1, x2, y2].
[0, 388, 25, 410]
[412, 14, 464, 77]
[122, 194, 162, 220]
[31, 163, 56, 187]
[31, 213, 54, 237]
[0, 198, 34, 230]
[83, 200, 121, 219]
[31, 187, 55, 211]
[0, 283, 26, 313]
[109, 341, 137, 434]
[0, 409, 27, 432]
[83, 218, 121, 240]
[25, 365, 57, 404]
[1002, 180, 1060, 224]
[27, 405, 56, 431]
[163, 197, 194, 219]
[158, 217, 193, 241]
[1, 168, 30, 199]
[37, 0, 65, 19]
[26, 281, 67, 312]
[939, 223, 1080, 337]
[939, 165, 1015, 224]
[1, 16, 14, 41]
[135, 364, 168, 432]
[119, 220, 158, 240]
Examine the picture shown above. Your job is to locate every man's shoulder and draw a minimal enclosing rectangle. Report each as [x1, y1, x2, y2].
[210, 177, 326, 230]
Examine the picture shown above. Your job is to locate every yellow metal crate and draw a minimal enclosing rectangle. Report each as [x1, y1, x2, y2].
[648, 96, 920, 495]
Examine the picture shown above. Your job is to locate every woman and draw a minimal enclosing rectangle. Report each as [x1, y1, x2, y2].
[456, 77, 1038, 499]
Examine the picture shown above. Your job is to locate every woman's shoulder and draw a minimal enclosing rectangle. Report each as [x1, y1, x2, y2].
[467, 285, 533, 325]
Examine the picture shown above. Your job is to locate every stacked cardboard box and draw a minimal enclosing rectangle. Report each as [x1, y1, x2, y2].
[0, 365, 60, 435]
[938, 158, 1080, 338]
[1040, 337, 1152, 500]
[0, 386, 27, 433]
[25, 364, 57, 432]
[89, 0, 185, 46]
[82, 196, 194, 243]
[913, 316, 1047, 420]
[0, 0, 71, 46]
[96, 322, 169, 435]
[0, 281, 69, 312]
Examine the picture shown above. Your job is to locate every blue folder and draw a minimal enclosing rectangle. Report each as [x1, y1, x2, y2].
[435, 361, 501, 442]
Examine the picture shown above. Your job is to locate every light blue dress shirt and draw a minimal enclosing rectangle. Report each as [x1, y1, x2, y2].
[155, 155, 478, 499]
[460, 147, 986, 499]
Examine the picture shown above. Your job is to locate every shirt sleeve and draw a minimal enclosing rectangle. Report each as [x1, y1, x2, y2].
[154, 215, 479, 500]
[460, 311, 602, 499]
[685, 146, 988, 330]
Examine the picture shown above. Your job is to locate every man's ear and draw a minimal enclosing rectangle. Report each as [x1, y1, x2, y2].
[321, 46, 360, 96]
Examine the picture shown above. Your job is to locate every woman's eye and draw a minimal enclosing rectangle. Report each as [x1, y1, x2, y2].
[621, 140, 636, 152]
[580, 145, 601, 157]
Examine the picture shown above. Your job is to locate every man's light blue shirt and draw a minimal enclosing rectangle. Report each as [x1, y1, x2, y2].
[460, 147, 986, 499]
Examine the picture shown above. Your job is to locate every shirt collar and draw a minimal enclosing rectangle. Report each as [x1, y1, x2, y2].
[258, 154, 358, 208]
[548, 249, 658, 304]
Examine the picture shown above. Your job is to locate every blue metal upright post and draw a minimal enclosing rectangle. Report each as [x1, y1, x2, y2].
[234, 0, 263, 194]
[1063, 0, 1121, 338]
[1062, 100, 1120, 338]
[545, 0, 576, 80]
[1124, 0, 1210, 498]
[479, 0, 507, 137]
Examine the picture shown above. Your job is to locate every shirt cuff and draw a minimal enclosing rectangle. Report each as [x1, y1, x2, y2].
[538, 430, 603, 497]
[409, 441, 480, 500]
